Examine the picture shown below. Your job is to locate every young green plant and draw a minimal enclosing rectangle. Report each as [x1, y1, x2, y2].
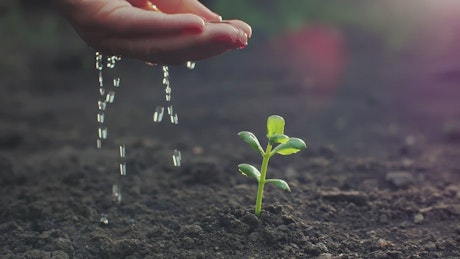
[238, 115, 307, 217]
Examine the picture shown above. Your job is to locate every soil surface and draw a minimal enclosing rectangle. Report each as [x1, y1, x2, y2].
[1, 7, 460, 259]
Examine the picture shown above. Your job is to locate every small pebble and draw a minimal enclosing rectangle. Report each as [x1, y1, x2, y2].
[413, 213, 424, 224]
[385, 171, 415, 188]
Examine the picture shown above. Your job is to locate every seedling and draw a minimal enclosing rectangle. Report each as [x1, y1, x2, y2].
[238, 115, 307, 217]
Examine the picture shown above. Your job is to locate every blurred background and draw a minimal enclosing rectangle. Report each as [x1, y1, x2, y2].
[1, 0, 460, 157]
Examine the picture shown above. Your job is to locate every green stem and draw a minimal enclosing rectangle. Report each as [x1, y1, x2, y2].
[255, 143, 272, 217]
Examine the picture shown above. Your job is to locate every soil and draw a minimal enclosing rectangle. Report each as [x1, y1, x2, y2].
[1, 7, 460, 259]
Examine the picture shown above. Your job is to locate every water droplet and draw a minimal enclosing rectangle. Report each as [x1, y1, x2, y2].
[99, 213, 109, 225]
[119, 145, 126, 158]
[153, 106, 164, 122]
[113, 77, 120, 87]
[96, 52, 104, 71]
[99, 87, 105, 96]
[167, 105, 173, 115]
[186, 61, 196, 70]
[96, 139, 102, 149]
[98, 127, 108, 139]
[98, 71, 104, 87]
[170, 113, 179, 124]
[172, 150, 181, 167]
[97, 112, 105, 123]
[107, 56, 118, 68]
[165, 94, 171, 102]
[98, 101, 107, 111]
[112, 184, 122, 204]
[120, 162, 127, 176]
[105, 91, 115, 103]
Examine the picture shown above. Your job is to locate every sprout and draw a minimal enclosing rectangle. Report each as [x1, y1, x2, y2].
[238, 115, 307, 217]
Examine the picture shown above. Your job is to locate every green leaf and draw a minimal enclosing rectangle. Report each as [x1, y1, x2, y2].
[238, 163, 261, 181]
[269, 134, 289, 145]
[238, 131, 264, 154]
[267, 115, 285, 137]
[270, 138, 307, 156]
[266, 179, 291, 192]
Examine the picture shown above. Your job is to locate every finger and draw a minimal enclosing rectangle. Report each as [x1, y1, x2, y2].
[152, 0, 222, 21]
[97, 22, 248, 65]
[97, 5, 205, 36]
[221, 20, 252, 38]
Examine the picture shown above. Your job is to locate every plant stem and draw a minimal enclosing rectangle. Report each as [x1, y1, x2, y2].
[255, 143, 272, 217]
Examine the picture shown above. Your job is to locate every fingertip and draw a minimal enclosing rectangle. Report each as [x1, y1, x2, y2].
[223, 20, 252, 38]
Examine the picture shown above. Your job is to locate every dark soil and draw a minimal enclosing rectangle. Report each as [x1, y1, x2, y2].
[1, 7, 460, 259]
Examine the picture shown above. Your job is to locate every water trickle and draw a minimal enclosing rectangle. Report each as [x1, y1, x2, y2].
[95, 52, 129, 208]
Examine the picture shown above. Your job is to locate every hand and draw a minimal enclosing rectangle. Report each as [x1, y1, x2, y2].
[56, 0, 252, 65]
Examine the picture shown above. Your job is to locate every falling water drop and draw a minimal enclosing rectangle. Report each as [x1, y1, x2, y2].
[167, 105, 173, 115]
[170, 113, 179, 124]
[96, 139, 102, 149]
[105, 91, 115, 103]
[98, 101, 107, 111]
[172, 149, 181, 167]
[186, 61, 196, 70]
[112, 184, 122, 204]
[98, 127, 108, 139]
[98, 71, 104, 87]
[119, 162, 127, 176]
[153, 106, 165, 122]
[97, 112, 105, 123]
[113, 77, 121, 87]
[96, 52, 104, 71]
[119, 145, 126, 158]
[99, 214, 109, 225]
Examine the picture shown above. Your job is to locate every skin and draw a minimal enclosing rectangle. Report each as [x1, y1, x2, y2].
[56, 0, 252, 65]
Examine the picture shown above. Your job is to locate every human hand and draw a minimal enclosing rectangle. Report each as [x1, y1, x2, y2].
[56, 0, 252, 65]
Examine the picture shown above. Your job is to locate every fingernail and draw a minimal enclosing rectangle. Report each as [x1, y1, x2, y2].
[235, 31, 248, 49]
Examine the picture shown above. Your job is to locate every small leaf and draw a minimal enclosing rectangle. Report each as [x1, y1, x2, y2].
[270, 138, 307, 156]
[266, 179, 291, 192]
[238, 131, 264, 154]
[267, 115, 285, 137]
[238, 163, 261, 181]
[269, 134, 289, 145]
